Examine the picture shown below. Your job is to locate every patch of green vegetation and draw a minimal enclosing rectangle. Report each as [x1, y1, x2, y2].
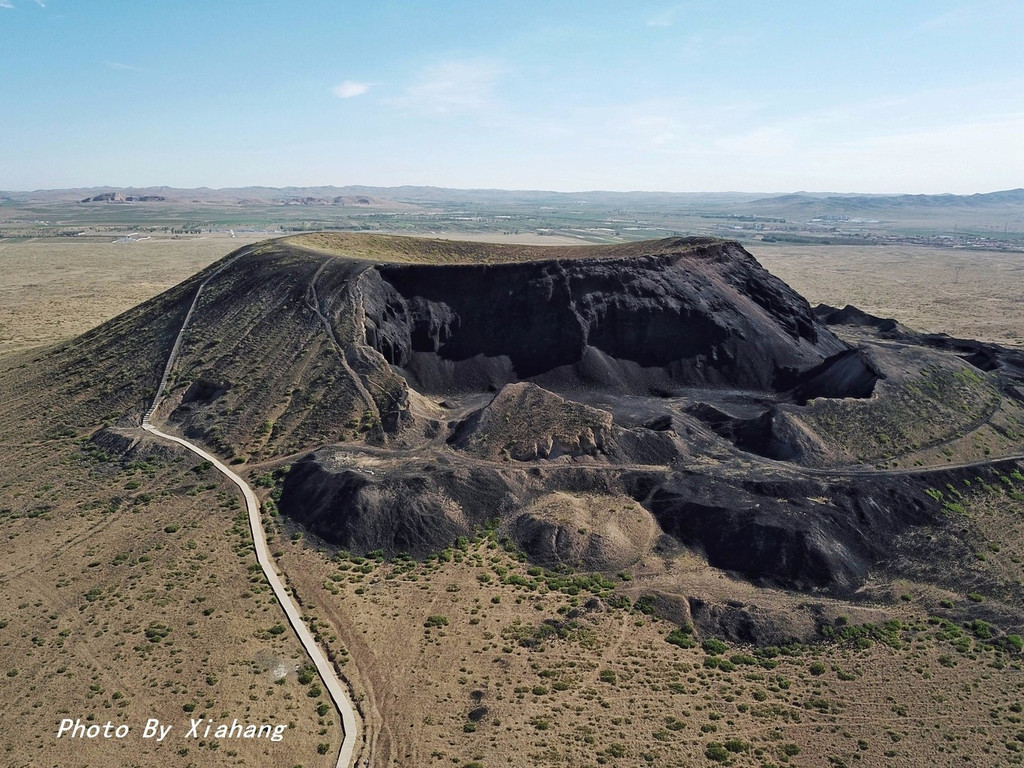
[702, 638, 729, 655]
[821, 619, 906, 649]
[666, 626, 696, 649]
[501, 617, 597, 650]
[143, 623, 171, 643]
[705, 742, 730, 762]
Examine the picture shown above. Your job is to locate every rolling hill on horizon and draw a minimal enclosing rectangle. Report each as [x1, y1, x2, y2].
[4, 184, 1023, 209]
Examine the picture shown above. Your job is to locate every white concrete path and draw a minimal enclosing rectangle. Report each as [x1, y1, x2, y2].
[142, 250, 360, 767]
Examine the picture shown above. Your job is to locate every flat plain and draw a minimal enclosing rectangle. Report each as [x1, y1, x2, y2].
[0, 234, 264, 356]
[755, 243, 1024, 347]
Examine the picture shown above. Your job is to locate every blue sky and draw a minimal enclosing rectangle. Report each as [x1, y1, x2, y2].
[1, 0, 1022, 193]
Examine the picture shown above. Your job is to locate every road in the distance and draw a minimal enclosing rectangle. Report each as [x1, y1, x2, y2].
[141, 248, 359, 767]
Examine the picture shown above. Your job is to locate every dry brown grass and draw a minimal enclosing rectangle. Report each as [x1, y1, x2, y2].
[0, 234, 263, 356]
[754, 243, 1024, 347]
[274, 521, 1024, 768]
[288, 231, 717, 266]
[0, 433, 337, 766]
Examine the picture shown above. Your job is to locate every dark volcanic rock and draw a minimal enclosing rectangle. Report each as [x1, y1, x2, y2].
[361, 239, 850, 393]
[278, 451, 521, 556]
[127, 233, 1019, 605]
[28, 230, 1024, 640]
[788, 348, 883, 404]
[817, 301, 1024, 386]
[448, 382, 615, 461]
[650, 471, 932, 592]
[685, 402, 830, 463]
[814, 303, 905, 336]
[650, 461, 1024, 593]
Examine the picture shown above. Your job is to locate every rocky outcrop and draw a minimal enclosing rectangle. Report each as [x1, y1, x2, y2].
[79, 192, 166, 203]
[448, 383, 615, 461]
[685, 402, 833, 464]
[360, 239, 850, 394]
[278, 451, 520, 556]
[649, 461, 1024, 594]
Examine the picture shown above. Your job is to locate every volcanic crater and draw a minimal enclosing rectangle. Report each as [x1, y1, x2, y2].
[84, 232, 1024, 639]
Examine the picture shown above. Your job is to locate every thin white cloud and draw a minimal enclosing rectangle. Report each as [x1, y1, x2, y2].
[0, 1, 14, 9]
[918, 0, 1015, 31]
[31, 0, 45, 7]
[333, 80, 369, 99]
[106, 61, 141, 72]
[392, 59, 504, 114]
[646, 8, 677, 27]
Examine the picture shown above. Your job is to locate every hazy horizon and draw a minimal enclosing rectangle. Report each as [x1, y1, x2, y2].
[3, 1, 1022, 194]
[5, 183, 1023, 198]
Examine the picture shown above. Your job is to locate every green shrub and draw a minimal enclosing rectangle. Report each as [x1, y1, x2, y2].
[606, 743, 626, 758]
[705, 742, 729, 762]
[666, 628, 696, 648]
[702, 638, 728, 655]
[970, 619, 994, 639]
[144, 623, 171, 643]
[724, 738, 750, 753]
[730, 653, 757, 666]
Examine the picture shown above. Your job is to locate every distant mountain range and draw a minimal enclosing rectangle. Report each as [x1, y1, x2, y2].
[3, 185, 1023, 214]
[748, 188, 1024, 212]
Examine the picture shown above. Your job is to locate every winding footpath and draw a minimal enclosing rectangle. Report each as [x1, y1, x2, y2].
[141, 251, 360, 768]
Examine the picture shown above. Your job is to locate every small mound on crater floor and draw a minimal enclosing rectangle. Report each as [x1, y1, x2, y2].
[449, 382, 614, 461]
[512, 492, 661, 571]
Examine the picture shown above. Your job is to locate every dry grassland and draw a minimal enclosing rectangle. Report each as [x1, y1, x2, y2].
[0, 234, 263, 356]
[273, 516, 1024, 768]
[754, 243, 1024, 347]
[0, 431, 337, 766]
